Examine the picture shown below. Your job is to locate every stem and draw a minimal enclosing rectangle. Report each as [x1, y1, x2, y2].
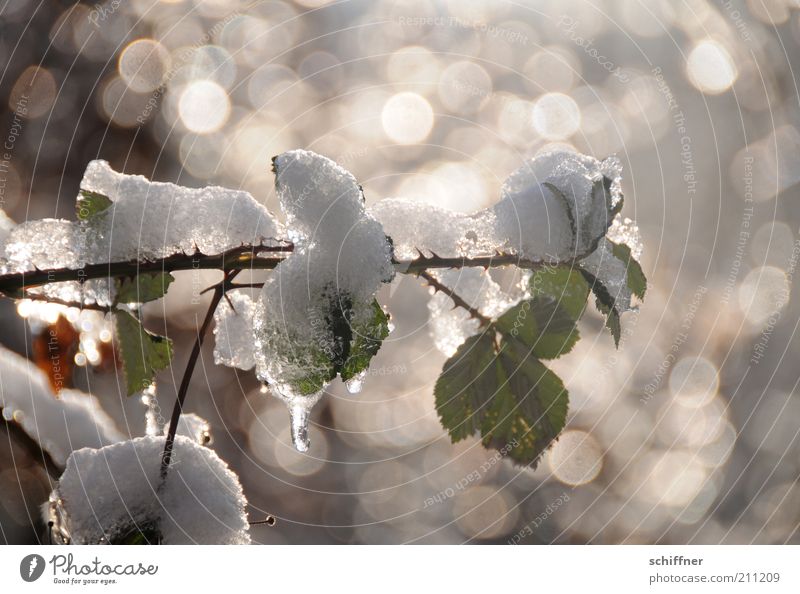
[419, 270, 492, 326]
[159, 271, 237, 480]
[0, 244, 292, 295]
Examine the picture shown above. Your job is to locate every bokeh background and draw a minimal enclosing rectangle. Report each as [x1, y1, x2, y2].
[1, 0, 800, 544]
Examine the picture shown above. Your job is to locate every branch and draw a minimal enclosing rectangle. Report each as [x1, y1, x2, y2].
[160, 270, 237, 480]
[0, 243, 293, 295]
[418, 270, 492, 326]
[395, 252, 562, 274]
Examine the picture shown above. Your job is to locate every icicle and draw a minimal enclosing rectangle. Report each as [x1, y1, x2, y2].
[288, 401, 312, 452]
[140, 383, 161, 437]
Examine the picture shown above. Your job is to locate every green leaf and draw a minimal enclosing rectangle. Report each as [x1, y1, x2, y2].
[116, 272, 175, 305]
[579, 269, 622, 348]
[435, 333, 502, 443]
[340, 299, 390, 381]
[435, 332, 568, 467]
[115, 311, 173, 396]
[610, 241, 647, 299]
[495, 266, 589, 359]
[76, 190, 112, 221]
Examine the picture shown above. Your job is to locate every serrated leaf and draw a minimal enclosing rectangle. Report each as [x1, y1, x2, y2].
[435, 332, 568, 467]
[580, 269, 622, 347]
[435, 333, 501, 442]
[115, 311, 173, 396]
[610, 241, 647, 299]
[76, 190, 112, 221]
[340, 299, 390, 381]
[495, 266, 589, 359]
[116, 272, 175, 305]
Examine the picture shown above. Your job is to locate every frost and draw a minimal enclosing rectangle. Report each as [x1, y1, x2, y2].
[252, 150, 393, 451]
[371, 149, 623, 263]
[213, 292, 256, 370]
[1, 160, 283, 276]
[427, 269, 529, 356]
[0, 346, 124, 466]
[46, 435, 250, 544]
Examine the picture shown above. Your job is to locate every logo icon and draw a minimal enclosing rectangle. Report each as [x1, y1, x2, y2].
[20, 554, 45, 582]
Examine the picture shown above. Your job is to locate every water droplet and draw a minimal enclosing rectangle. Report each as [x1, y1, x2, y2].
[345, 371, 366, 394]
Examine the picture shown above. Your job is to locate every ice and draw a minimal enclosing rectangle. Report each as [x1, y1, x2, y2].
[253, 151, 394, 450]
[213, 291, 256, 370]
[580, 238, 634, 313]
[427, 269, 527, 356]
[0, 346, 124, 466]
[164, 413, 212, 445]
[344, 370, 366, 394]
[371, 149, 622, 264]
[46, 435, 250, 544]
[1, 161, 284, 275]
[607, 216, 643, 260]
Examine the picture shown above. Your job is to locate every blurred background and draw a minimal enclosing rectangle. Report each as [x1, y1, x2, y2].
[1, 0, 800, 544]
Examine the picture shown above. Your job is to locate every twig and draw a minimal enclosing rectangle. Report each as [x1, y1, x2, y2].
[14, 292, 113, 313]
[0, 243, 292, 296]
[160, 270, 239, 480]
[418, 270, 492, 326]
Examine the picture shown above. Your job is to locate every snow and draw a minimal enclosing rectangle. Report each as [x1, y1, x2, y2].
[580, 238, 634, 313]
[0, 346, 124, 466]
[46, 435, 250, 544]
[369, 199, 498, 260]
[0, 160, 283, 275]
[80, 160, 283, 261]
[371, 149, 624, 263]
[427, 268, 529, 356]
[0, 209, 14, 245]
[252, 150, 394, 451]
[213, 291, 256, 370]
